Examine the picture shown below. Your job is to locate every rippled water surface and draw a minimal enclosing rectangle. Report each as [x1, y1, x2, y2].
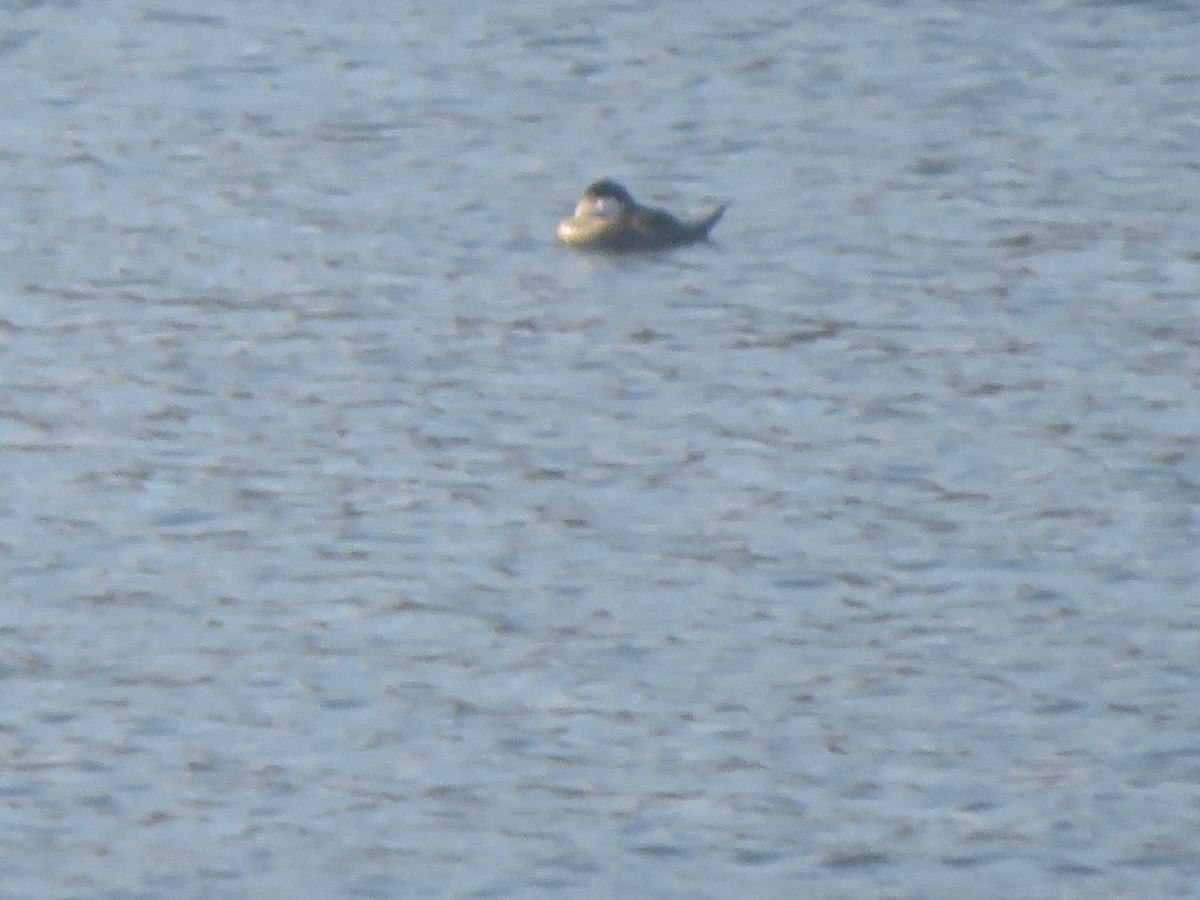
[3, 0, 1200, 897]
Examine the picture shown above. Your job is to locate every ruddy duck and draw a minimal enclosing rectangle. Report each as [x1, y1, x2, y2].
[556, 179, 727, 252]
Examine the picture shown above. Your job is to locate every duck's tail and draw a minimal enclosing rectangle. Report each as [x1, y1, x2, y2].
[697, 204, 728, 238]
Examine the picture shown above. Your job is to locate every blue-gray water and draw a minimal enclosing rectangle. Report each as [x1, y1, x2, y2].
[3, 1, 1200, 897]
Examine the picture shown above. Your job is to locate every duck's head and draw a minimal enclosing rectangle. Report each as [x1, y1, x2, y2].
[582, 180, 635, 204]
[573, 179, 636, 219]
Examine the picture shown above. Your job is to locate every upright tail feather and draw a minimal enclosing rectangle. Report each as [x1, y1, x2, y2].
[698, 204, 728, 237]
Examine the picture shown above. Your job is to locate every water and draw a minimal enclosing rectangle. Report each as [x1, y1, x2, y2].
[2, 0, 1200, 897]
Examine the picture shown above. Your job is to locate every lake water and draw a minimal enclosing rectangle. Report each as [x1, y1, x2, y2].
[2, 0, 1200, 897]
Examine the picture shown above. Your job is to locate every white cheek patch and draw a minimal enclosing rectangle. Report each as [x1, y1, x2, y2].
[577, 197, 620, 219]
[592, 197, 621, 218]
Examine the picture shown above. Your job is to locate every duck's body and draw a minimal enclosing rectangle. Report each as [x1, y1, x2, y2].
[556, 180, 726, 252]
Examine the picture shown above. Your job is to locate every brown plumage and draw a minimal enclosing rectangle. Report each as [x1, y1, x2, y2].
[556, 180, 727, 252]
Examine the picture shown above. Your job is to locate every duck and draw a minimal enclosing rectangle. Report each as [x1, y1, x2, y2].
[556, 179, 727, 252]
